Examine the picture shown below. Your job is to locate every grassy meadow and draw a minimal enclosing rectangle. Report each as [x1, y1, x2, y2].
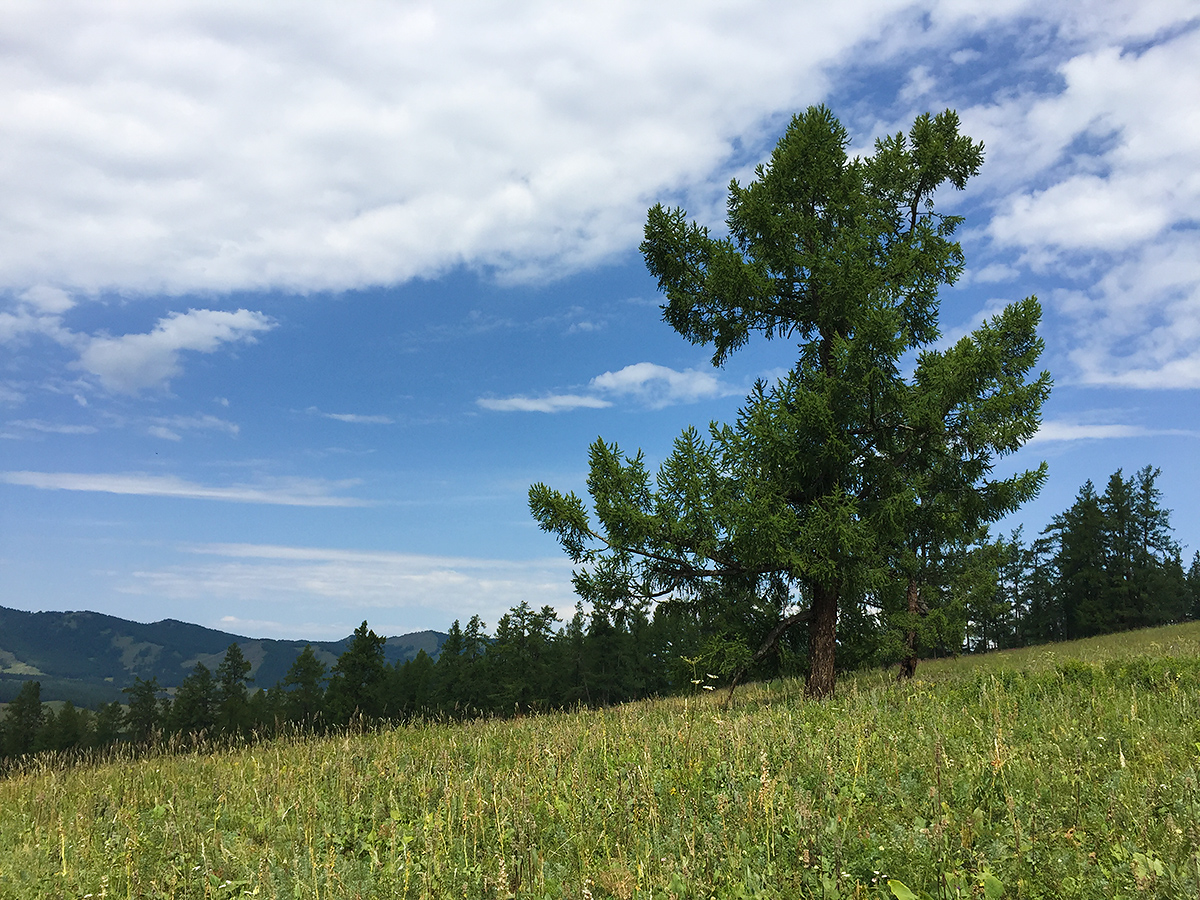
[2, 624, 1199, 899]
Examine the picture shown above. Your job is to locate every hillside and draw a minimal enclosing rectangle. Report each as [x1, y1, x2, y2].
[0, 605, 445, 706]
[2, 622, 1198, 898]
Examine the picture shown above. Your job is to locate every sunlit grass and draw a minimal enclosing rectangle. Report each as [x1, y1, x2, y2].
[2, 626, 1199, 898]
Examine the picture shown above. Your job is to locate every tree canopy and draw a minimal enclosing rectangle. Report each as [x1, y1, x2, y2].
[530, 106, 1050, 697]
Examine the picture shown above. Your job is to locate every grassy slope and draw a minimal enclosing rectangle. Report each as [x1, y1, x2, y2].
[2, 624, 1199, 899]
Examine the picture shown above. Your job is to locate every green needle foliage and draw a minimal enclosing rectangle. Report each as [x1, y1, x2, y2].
[531, 107, 1050, 697]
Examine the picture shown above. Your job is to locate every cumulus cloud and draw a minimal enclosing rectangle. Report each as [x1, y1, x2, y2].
[20, 286, 75, 315]
[0, 470, 367, 506]
[0, 296, 76, 347]
[75, 308, 274, 393]
[590, 362, 730, 408]
[987, 34, 1200, 257]
[0, 0, 1019, 297]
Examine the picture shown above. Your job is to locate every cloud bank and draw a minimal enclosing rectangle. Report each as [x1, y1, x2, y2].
[1, 0, 1196, 394]
[0, 0, 1013, 297]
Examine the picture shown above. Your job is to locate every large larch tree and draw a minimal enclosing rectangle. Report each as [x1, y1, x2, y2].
[531, 107, 1049, 697]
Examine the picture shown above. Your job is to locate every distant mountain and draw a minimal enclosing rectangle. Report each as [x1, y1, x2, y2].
[0, 605, 446, 707]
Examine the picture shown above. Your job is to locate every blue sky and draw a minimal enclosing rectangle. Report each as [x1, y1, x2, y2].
[2, 1, 1199, 640]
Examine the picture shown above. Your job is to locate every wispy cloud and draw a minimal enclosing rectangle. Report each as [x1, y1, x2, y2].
[477, 394, 612, 413]
[6, 419, 97, 435]
[0, 471, 369, 506]
[147, 414, 240, 441]
[1029, 420, 1200, 444]
[307, 407, 395, 424]
[478, 361, 732, 413]
[124, 543, 577, 624]
[0, 292, 77, 348]
[215, 616, 356, 642]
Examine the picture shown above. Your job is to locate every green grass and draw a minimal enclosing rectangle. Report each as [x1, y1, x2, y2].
[3, 624, 1200, 898]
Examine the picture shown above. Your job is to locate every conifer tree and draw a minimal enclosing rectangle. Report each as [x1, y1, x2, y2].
[1, 680, 44, 757]
[326, 621, 388, 723]
[282, 644, 327, 725]
[532, 107, 1048, 697]
[169, 664, 216, 736]
[123, 676, 165, 743]
[215, 643, 254, 736]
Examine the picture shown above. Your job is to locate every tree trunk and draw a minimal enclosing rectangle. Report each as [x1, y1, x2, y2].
[805, 581, 839, 698]
[897, 576, 920, 680]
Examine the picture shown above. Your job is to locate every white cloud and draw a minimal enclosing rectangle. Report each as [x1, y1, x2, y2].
[0, 306, 74, 347]
[75, 308, 274, 393]
[20, 286, 74, 314]
[124, 543, 577, 625]
[1029, 419, 1200, 443]
[149, 413, 240, 436]
[988, 35, 1200, 257]
[0, 0, 1003, 297]
[1055, 235, 1200, 388]
[0, 385, 26, 406]
[898, 64, 936, 103]
[958, 19, 1200, 389]
[968, 263, 1020, 284]
[477, 394, 612, 413]
[479, 361, 732, 413]
[309, 408, 394, 424]
[0, 470, 368, 506]
[590, 361, 731, 408]
[6, 418, 97, 435]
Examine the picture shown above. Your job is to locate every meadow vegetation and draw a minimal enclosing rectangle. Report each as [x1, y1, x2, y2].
[2, 622, 1198, 899]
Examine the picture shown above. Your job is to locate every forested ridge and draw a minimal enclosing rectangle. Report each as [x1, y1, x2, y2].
[2, 463, 1196, 765]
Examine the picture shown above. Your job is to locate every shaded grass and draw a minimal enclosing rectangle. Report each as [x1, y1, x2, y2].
[2, 626, 1199, 898]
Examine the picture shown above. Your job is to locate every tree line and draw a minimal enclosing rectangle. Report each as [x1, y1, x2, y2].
[0, 600, 795, 763]
[965, 464, 1198, 652]
[4, 461, 1195, 765]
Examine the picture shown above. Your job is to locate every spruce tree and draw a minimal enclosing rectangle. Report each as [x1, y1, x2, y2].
[215, 643, 253, 736]
[326, 621, 388, 724]
[123, 676, 164, 743]
[169, 664, 217, 736]
[282, 644, 327, 725]
[1, 680, 44, 757]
